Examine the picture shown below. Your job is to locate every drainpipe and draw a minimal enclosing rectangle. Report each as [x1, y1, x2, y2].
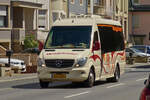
[67, 0, 69, 18]
[90, 0, 94, 15]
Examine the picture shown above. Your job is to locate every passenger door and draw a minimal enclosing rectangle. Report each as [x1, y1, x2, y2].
[92, 31, 102, 77]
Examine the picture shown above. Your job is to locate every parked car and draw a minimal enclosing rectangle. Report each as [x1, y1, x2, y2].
[140, 74, 150, 100]
[125, 48, 150, 58]
[131, 45, 150, 54]
[126, 48, 150, 63]
[0, 58, 26, 72]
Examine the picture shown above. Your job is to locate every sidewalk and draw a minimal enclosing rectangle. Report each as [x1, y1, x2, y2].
[126, 63, 150, 68]
[0, 73, 37, 83]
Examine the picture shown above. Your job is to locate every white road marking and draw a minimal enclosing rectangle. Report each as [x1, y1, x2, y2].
[0, 76, 37, 83]
[106, 83, 125, 89]
[64, 91, 91, 98]
[136, 78, 147, 82]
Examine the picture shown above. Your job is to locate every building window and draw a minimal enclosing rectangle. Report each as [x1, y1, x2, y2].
[132, 15, 139, 28]
[38, 9, 47, 29]
[79, 0, 83, 6]
[52, 12, 59, 22]
[52, 11, 66, 22]
[70, 0, 75, 4]
[0, 5, 8, 28]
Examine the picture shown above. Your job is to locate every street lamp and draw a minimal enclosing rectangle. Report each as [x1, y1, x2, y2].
[6, 50, 13, 67]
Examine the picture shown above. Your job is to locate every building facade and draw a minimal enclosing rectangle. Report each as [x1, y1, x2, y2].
[87, 0, 105, 15]
[11, 0, 42, 52]
[113, 0, 128, 43]
[0, 0, 11, 50]
[129, 0, 150, 45]
[0, 0, 43, 52]
[36, 0, 52, 42]
[51, 0, 67, 22]
[0, 0, 129, 52]
[69, 0, 87, 16]
[87, 0, 128, 43]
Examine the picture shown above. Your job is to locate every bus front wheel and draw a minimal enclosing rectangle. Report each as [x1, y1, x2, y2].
[39, 80, 49, 88]
[85, 69, 95, 87]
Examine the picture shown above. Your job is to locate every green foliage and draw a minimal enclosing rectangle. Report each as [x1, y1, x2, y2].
[24, 34, 38, 49]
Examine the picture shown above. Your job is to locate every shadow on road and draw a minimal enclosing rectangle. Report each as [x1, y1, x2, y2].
[126, 64, 150, 73]
[12, 80, 110, 89]
[131, 65, 150, 69]
[12, 82, 40, 89]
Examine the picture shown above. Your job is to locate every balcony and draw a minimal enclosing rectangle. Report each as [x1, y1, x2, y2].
[88, 4, 107, 16]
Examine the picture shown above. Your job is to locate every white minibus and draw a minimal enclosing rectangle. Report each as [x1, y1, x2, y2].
[37, 15, 126, 88]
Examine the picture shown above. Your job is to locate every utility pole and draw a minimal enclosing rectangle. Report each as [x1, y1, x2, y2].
[90, 0, 94, 15]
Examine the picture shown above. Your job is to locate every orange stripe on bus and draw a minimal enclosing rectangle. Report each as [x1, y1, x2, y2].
[97, 24, 122, 32]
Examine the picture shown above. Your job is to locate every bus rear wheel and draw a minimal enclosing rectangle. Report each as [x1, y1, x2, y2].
[107, 66, 120, 82]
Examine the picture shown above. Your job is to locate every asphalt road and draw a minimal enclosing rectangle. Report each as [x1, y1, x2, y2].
[0, 64, 150, 100]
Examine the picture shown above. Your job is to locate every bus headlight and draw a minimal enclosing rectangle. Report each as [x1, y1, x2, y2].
[75, 57, 88, 67]
[37, 58, 46, 67]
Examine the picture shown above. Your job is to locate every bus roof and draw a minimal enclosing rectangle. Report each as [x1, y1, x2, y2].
[53, 15, 121, 27]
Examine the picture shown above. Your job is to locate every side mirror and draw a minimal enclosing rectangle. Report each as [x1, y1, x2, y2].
[38, 41, 44, 51]
[144, 79, 147, 85]
[129, 52, 133, 58]
[93, 41, 100, 51]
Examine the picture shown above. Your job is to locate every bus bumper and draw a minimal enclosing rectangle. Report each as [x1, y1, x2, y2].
[37, 67, 90, 82]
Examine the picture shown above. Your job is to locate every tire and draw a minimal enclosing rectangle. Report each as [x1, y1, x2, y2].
[39, 80, 49, 88]
[107, 66, 120, 82]
[72, 82, 83, 87]
[85, 69, 95, 87]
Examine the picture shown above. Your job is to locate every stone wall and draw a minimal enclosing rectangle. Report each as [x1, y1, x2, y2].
[0, 53, 38, 73]
[11, 42, 23, 53]
[0, 53, 38, 66]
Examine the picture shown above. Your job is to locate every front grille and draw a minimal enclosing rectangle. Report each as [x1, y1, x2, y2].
[45, 59, 75, 68]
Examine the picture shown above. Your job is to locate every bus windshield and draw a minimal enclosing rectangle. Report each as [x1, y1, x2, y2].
[45, 26, 92, 49]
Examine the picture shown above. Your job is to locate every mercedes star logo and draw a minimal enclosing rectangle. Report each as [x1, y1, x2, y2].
[55, 60, 63, 67]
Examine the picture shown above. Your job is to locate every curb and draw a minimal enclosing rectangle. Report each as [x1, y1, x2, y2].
[0, 74, 37, 83]
[126, 63, 150, 68]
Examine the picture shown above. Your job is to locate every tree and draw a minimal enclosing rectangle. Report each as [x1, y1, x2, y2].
[24, 34, 38, 49]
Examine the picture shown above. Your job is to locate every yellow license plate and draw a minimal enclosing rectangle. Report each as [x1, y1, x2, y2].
[52, 73, 66, 79]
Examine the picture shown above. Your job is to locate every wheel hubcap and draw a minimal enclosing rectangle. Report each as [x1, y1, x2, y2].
[115, 68, 119, 80]
[89, 72, 94, 85]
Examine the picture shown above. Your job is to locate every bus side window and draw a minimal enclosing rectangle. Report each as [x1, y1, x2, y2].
[98, 26, 124, 53]
[93, 31, 99, 43]
[93, 31, 100, 51]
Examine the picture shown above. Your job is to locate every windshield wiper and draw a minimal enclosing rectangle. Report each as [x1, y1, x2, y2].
[45, 49, 55, 51]
[72, 49, 85, 51]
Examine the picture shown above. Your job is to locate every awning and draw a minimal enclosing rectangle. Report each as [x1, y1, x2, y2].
[0, 1, 11, 5]
[11, 1, 42, 9]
